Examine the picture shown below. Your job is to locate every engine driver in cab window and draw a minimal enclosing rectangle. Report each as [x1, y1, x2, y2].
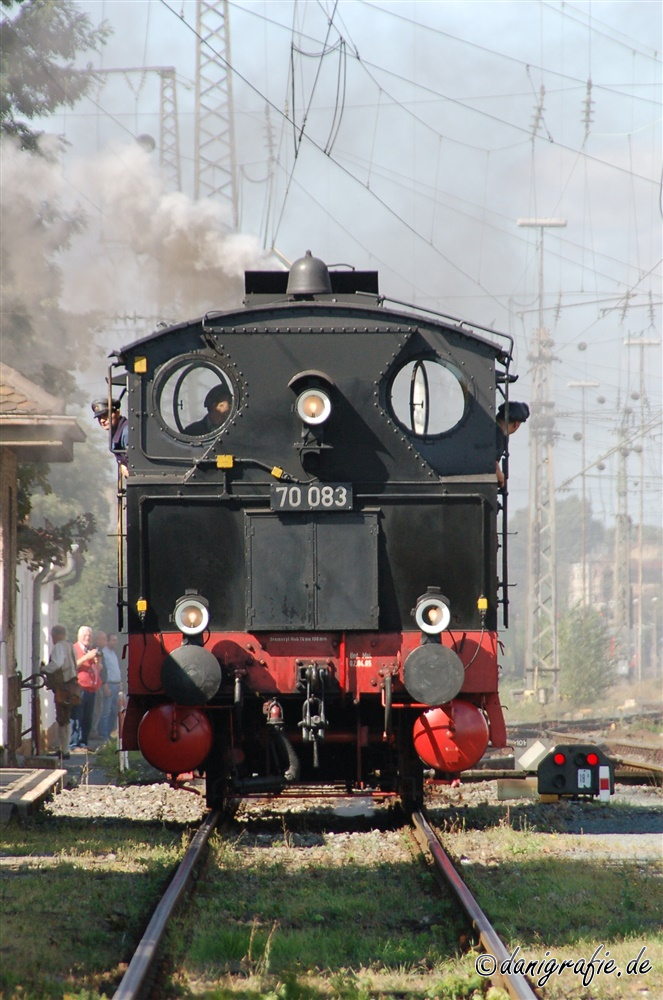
[184, 383, 232, 436]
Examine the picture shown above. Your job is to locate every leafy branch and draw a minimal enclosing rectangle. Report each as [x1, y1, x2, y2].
[18, 511, 96, 572]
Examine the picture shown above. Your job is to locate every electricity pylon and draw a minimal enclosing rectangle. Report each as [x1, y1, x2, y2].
[517, 218, 567, 699]
[92, 67, 182, 192]
[194, 0, 238, 227]
[159, 68, 182, 192]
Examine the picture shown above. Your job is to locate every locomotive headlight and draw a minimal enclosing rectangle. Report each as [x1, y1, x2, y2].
[414, 588, 451, 635]
[296, 387, 332, 426]
[173, 593, 209, 636]
[288, 370, 335, 427]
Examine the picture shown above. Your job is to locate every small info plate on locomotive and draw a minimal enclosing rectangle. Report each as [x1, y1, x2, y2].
[270, 483, 353, 511]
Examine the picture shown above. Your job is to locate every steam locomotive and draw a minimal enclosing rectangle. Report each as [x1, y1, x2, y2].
[112, 252, 516, 808]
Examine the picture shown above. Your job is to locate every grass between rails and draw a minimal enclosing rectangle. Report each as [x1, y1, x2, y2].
[0, 817, 193, 1000]
[163, 797, 662, 1000]
[164, 830, 494, 1000]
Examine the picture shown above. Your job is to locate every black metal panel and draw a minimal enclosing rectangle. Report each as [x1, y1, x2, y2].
[245, 512, 378, 630]
[131, 496, 247, 634]
[243, 270, 379, 299]
[130, 316, 500, 483]
[127, 487, 495, 635]
[316, 513, 379, 629]
[378, 495, 497, 631]
[245, 514, 312, 630]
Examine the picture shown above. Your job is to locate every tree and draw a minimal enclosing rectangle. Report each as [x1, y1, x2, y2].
[1, 0, 110, 382]
[27, 433, 117, 634]
[1, 0, 110, 151]
[1, 106, 99, 384]
[2, 0, 113, 622]
[558, 606, 614, 705]
[501, 496, 606, 680]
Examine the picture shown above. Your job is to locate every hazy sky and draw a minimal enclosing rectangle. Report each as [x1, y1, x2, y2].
[18, 0, 663, 524]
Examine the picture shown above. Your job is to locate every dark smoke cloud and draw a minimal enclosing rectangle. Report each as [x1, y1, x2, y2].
[65, 141, 270, 321]
[1, 137, 271, 387]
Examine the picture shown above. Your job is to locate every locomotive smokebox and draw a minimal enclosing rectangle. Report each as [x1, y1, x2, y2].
[412, 700, 489, 772]
[403, 644, 464, 706]
[161, 644, 222, 705]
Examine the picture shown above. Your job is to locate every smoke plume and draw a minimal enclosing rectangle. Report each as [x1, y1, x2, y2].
[66, 142, 269, 320]
[1, 136, 270, 384]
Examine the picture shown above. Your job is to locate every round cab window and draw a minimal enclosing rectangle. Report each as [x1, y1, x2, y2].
[155, 359, 235, 438]
[389, 357, 468, 436]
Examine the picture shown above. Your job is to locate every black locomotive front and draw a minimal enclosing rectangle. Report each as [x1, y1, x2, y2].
[114, 252, 514, 806]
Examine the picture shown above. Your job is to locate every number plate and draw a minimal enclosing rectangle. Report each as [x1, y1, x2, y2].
[577, 768, 592, 789]
[270, 483, 353, 511]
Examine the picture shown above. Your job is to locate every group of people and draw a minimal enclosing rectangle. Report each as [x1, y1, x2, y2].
[43, 624, 123, 759]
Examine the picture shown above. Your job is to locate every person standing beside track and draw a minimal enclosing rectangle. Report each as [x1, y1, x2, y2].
[72, 625, 102, 751]
[99, 631, 122, 742]
[43, 625, 78, 759]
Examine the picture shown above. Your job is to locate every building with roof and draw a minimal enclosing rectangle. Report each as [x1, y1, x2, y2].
[0, 364, 86, 760]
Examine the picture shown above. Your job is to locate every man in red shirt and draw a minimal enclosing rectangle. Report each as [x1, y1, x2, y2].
[72, 625, 102, 750]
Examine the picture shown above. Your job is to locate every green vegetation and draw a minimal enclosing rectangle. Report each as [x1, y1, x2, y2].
[504, 676, 662, 726]
[2, 798, 660, 999]
[439, 823, 662, 1000]
[92, 742, 164, 786]
[164, 832, 486, 1000]
[501, 497, 662, 687]
[1, 0, 110, 152]
[557, 605, 614, 704]
[0, 818, 192, 1000]
[2, 0, 118, 629]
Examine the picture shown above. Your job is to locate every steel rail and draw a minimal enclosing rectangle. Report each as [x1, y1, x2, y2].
[112, 809, 220, 1000]
[614, 759, 663, 785]
[411, 811, 539, 1000]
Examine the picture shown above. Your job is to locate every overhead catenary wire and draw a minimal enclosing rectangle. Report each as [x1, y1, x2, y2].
[155, 0, 512, 313]
[224, 0, 660, 173]
[162, 0, 660, 332]
[11, 0, 658, 539]
[19, 1, 660, 414]
[67, 0, 660, 324]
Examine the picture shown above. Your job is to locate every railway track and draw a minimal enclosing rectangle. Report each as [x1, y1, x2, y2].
[606, 740, 663, 787]
[411, 810, 539, 1000]
[506, 707, 662, 736]
[504, 721, 663, 787]
[110, 800, 544, 999]
[112, 809, 220, 1000]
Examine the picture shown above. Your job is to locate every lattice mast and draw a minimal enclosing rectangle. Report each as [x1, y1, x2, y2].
[612, 408, 632, 673]
[159, 69, 182, 192]
[194, 0, 238, 226]
[91, 67, 182, 192]
[518, 219, 566, 698]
